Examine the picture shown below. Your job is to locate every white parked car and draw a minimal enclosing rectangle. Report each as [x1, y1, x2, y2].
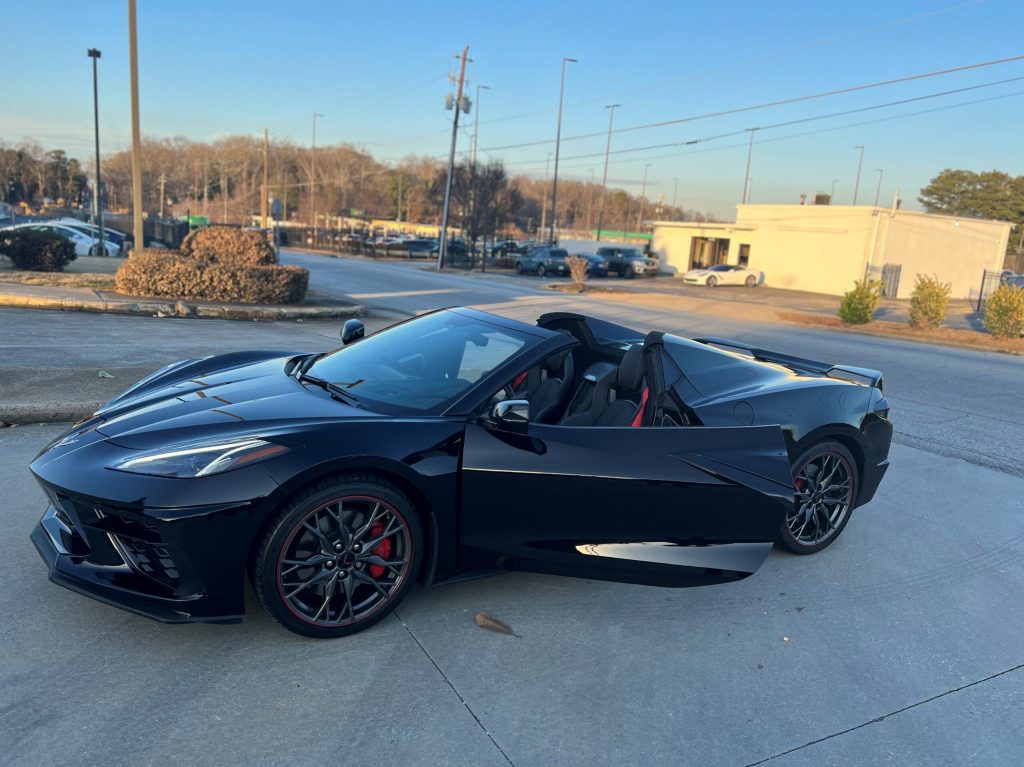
[683, 263, 762, 287]
[11, 223, 122, 257]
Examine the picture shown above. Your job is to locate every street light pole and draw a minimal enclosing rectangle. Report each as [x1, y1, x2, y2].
[672, 177, 679, 220]
[852, 145, 865, 205]
[471, 84, 489, 167]
[831, 178, 839, 202]
[310, 112, 323, 238]
[741, 128, 757, 204]
[87, 48, 104, 256]
[874, 168, 884, 206]
[548, 56, 577, 245]
[595, 103, 620, 242]
[127, 0, 144, 252]
[438, 46, 470, 270]
[637, 163, 650, 232]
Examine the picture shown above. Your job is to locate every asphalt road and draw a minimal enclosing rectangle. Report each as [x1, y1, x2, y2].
[282, 251, 1024, 478]
[2, 253, 1022, 765]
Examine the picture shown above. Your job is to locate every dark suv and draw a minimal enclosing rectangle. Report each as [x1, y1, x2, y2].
[597, 246, 660, 278]
[516, 246, 570, 277]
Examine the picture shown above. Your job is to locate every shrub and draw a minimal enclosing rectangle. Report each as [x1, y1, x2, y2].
[0, 229, 77, 272]
[982, 283, 1024, 339]
[565, 255, 589, 292]
[908, 273, 951, 329]
[837, 279, 882, 325]
[179, 226, 276, 266]
[115, 252, 308, 304]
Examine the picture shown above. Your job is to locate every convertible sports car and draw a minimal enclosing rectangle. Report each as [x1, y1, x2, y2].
[29, 308, 892, 638]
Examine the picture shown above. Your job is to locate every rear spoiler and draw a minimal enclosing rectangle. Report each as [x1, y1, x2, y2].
[693, 337, 884, 391]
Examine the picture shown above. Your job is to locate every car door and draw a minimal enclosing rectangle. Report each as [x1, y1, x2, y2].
[459, 421, 794, 587]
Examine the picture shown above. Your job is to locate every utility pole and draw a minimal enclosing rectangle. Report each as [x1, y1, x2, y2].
[548, 56, 577, 245]
[672, 177, 679, 220]
[540, 152, 551, 237]
[87, 48, 104, 255]
[221, 169, 228, 223]
[741, 128, 757, 204]
[637, 163, 650, 232]
[471, 83, 489, 167]
[586, 168, 595, 232]
[831, 178, 839, 202]
[203, 161, 208, 216]
[261, 128, 269, 228]
[853, 145, 865, 205]
[438, 45, 470, 269]
[873, 168, 884, 207]
[158, 173, 165, 218]
[311, 112, 323, 236]
[596, 103, 620, 242]
[193, 161, 199, 213]
[127, 0, 144, 251]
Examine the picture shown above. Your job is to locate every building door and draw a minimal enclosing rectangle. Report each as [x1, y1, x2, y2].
[738, 244, 750, 267]
[689, 237, 730, 269]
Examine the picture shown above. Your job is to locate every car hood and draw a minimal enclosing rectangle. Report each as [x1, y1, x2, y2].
[684, 269, 710, 276]
[93, 351, 368, 449]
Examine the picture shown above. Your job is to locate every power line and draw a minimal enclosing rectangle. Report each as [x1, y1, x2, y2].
[480, 53, 1024, 153]
[496, 73, 1024, 168]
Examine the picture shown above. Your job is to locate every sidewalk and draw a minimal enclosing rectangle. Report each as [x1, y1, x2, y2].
[0, 281, 363, 321]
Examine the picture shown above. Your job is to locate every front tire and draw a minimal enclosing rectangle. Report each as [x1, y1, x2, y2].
[536, 264, 546, 277]
[515, 262, 523, 274]
[706, 275, 717, 287]
[625, 265, 635, 279]
[254, 474, 422, 638]
[778, 440, 858, 555]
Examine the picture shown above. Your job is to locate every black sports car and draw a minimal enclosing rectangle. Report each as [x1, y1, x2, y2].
[30, 308, 892, 638]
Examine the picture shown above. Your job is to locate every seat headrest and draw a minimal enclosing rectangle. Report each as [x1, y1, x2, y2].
[617, 345, 645, 392]
[544, 350, 569, 377]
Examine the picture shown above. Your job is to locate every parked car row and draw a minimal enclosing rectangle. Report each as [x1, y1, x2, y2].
[514, 245, 659, 279]
[1, 220, 128, 257]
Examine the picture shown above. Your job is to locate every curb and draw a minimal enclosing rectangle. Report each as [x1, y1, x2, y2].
[1, 402, 100, 425]
[0, 292, 364, 321]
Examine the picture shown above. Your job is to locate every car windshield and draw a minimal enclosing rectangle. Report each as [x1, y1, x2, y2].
[307, 310, 534, 414]
[709, 265, 731, 271]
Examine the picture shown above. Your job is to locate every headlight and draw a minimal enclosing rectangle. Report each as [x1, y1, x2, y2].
[110, 438, 291, 478]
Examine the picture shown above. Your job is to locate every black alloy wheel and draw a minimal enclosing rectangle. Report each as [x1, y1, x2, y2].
[706, 275, 718, 287]
[778, 440, 858, 554]
[745, 274, 757, 287]
[254, 474, 422, 637]
[537, 264, 546, 277]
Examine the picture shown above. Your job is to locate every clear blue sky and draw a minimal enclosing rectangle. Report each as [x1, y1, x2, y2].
[3, 0, 1022, 219]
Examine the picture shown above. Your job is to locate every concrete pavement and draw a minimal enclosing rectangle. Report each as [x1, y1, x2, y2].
[3, 425, 1022, 766]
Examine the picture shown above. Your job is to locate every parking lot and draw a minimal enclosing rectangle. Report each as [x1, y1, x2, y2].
[2, 252, 1023, 765]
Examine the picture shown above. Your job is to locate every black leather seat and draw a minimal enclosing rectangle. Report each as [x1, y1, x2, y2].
[560, 345, 647, 427]
[524, 350, 575, 423]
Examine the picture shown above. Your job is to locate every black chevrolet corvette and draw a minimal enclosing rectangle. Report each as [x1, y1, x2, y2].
[30, 308, 892, 637]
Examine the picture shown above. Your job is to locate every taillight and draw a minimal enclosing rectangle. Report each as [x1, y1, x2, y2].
[873, 397, 891, 419]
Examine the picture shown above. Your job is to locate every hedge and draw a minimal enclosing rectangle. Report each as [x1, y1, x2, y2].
[179, 226, 276, 266]
[116, 252, 308, 304]
[0, 229, 77, 272]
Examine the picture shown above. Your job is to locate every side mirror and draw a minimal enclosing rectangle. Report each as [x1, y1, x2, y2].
[341, 318, 365, 345]
[492, 399, 530, 433]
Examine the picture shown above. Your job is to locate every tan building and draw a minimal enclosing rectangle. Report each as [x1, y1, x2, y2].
[651, 204, 1011, 300]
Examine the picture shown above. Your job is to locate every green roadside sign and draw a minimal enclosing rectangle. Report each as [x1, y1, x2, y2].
[187, 215, 209, 227]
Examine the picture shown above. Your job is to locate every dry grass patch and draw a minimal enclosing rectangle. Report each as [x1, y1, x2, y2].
[0, 270, 116, 288]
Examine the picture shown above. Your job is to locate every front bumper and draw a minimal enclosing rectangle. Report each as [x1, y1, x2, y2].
[28, 477, 270, 624]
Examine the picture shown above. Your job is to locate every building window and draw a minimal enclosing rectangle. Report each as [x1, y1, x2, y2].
[689, 237, 730, 269]
[738, 244, 750, 267]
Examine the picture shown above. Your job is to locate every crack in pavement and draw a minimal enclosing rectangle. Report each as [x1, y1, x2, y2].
[744, 662, 1024, 765]
[393, 609, 514, 766]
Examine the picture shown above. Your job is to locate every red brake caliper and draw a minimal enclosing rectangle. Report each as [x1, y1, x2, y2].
[367, 521, 391, 578]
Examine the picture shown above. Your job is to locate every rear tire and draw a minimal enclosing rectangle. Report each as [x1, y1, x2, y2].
[745, 274, 757, 287]
[515, 262, 523, 274]
[254, 473, 423, 638]
[777, 440, 858, 555]
[537, 264, 546, 277]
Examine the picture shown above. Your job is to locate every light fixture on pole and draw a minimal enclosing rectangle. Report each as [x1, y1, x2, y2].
[87, 48, 105, 256]
[874, 168, 884, 207]
[595, 103, 620, 241]
[852, 145, 865, 205]
[637, 163, 651, 232]
[471, 84, 489, 167]
[548, 56, 577, 245]
[310, 112, 323, 236]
